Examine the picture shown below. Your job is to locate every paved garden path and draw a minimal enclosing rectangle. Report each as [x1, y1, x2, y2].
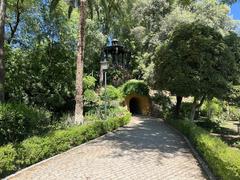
[7, 116, 206, 180]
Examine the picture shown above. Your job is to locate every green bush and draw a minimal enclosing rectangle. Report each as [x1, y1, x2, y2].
[121, 79, 149, 96]
[85, 106, 130, 123]
[0, 109, 131, 178]
[100, 85, 123, 101]
[152, 91, 172, 110]
[18, 136, 54, 166]
[83, 76, 99, 114]
[84, 90, 99, 103]
[0, 103, 52, 145]
[167, 118, 240, 180]
[201, 98, 224, 121]
[83, 76, 97, 90]
[228, 106, 240, 122]
[195, 119, 220, 132]
[84, 114, 100, 122]
[5, 44, 76, 113]
[0, 145, 17, 177]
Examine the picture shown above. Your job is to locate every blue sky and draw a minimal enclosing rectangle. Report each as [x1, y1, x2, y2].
[230, 1, 240, 20]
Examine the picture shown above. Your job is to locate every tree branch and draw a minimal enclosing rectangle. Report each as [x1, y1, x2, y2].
[7, 0, 21, 44]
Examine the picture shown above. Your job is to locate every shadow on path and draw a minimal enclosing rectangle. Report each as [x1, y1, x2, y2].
[7, 116, 206, 180]
[96, 116, 191, 158]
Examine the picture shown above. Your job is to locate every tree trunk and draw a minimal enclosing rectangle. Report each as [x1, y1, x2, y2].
[175, 96, 182, 117]
[195, 95, 206, 120]
[74, 0, 86, 124]
[190, 95, 205, 121]
[190, 97, 198, 121]
[196, 95, 206, 109]
[0, 0, 6, 103]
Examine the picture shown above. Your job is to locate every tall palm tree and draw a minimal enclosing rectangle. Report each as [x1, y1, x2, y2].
[0, 0, 6, 103]
[51, 0, 88, 124]
[51, 0, 121, 124]
[74, 0, 86, 124]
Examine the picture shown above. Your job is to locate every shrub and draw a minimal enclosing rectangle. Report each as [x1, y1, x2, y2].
[100, 85, 123, 101]
[228, 106, 240, 122]
[84, 89, 100, 114]
[5, 44, 76, 113]
[201, 98, 224, 121]
[195, 118, 220, 132]
[0, 109, 131, 178]
[17, 136, 54, 166]
[84, 114, 100, 122]
[0, 145, 17, 177]
[121, 79, 149, 96]
[83, 76, 96, 90]
[0, 103, 52, 145]
[152, 91, 172, 110]
[167, 118, 240, 180]
[83, 76, 99, 114]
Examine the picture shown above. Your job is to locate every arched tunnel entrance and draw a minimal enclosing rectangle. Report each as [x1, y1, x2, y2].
[129, 98, 141, 115]
[125, 94, 151, 116]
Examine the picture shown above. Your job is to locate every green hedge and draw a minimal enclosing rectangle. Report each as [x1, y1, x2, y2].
[0, 103, 52, 145]
[167, 118, 240, 180]
[121, 79, 149, 96]
[0, 110, 131, 178]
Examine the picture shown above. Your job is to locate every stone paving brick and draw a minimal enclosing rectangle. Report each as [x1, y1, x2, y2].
[6, 116, 206, 180]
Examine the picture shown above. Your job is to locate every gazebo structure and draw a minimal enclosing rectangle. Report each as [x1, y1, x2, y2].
[100, 39, 131, 86]
[99, 40, 152, 116]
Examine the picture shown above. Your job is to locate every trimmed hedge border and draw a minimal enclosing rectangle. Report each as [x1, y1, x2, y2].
[167, 118, 240, 180]
[0, 111, 131, 178]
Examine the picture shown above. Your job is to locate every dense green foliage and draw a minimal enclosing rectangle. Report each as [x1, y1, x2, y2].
[83, 76, 97, 90]
[0, 145, 17, 176]
[3, 0, 238, 113]
[83, 76, 99, 113]
[0, 103, 52, 145]
[100, 85, 123, 101]
[1, 0, 240, 178]
[4, 0, 106, 113]
[131, 0, 236, 79]
[0, 108, 131, 178]
[152, 23, 235, 99]
[167, 118, 240, 180]
[122, 79, 149, 96]
[5, 43, 76, 113]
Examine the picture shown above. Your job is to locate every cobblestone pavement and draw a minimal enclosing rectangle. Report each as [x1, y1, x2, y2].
[7, 116, 206, 180]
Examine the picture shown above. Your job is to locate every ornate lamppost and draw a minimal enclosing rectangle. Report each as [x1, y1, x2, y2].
[99, 39, 130, 116]
[100, 57, 109, 116]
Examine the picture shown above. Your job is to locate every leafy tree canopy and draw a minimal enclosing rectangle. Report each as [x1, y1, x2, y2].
[152, 23, 235, 100]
